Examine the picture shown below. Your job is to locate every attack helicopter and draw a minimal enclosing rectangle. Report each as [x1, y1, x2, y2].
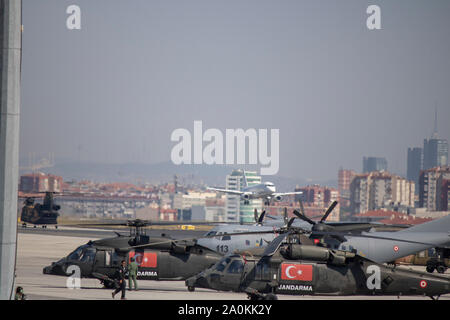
[19, 192, 60, 228]
[186, 228, 450, 300]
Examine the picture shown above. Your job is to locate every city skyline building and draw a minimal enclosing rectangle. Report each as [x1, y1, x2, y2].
[419, 166, 450, 212]
[19, 172, 63, 193]
[350, 171, 415, 214]
[423, 138, 448, 170]
[338, 168, 356, 208]
[423, 107, 448, 170]
[407, 147, 423, 194]
[225, 169, 262, 223]
[363, 157, 388, 173]
[295, 184, 340, 221]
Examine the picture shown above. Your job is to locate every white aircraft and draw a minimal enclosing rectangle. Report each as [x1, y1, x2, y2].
[207, 174, 302, 205]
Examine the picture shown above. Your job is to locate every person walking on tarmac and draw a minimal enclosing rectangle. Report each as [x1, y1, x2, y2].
[128, 257, 139, 291]
[14, 287, 26, 300]
[112, 260, 127, 300]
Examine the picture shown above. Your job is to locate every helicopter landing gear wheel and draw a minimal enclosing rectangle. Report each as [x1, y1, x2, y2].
[247, 293, 262, 301]
[265, 293, 278, 300]
[436, 265, 446, 274]
[102, 280, 116, 289]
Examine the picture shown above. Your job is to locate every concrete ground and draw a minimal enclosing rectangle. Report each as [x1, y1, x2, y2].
[15, 230, 450, 300]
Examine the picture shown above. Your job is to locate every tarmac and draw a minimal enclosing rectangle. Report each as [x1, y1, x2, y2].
[14, 228, 450, 300]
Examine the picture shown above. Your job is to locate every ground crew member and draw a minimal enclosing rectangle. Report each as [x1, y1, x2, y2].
[14, 287, 26, 300]
[112, 260, 127, 300]
[128, 257, 138, 291]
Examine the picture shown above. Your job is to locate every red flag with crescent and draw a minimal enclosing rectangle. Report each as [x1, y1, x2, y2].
[129, 251, 157, 268]
[281, 264, 313, 281]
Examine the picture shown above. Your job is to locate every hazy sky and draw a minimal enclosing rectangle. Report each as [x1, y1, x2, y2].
[20, 0, 450, 181]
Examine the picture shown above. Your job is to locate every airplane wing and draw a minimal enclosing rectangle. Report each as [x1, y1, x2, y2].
[273, 191, 303, 197]
[207, 187, 245, 195]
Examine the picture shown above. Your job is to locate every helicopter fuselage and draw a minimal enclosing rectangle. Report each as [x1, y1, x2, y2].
[186, 244, 450, 299]
[43, 235, 221, 286]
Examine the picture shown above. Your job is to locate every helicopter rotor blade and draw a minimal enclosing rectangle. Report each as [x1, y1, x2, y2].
[287, 217, 296, 228]
[127, 229, 280, 250]
[66, 219, 218, 228]
[262, 233, 290, 257]
[320, 201, 338, 223]
[257, 210, 266, 224]
[124, 220, 438, 252]
[205, 227, 439, 248]
[299, 199, 306, 216]
[293, 209, 316, 226]
[126, 236, 196, 250]
[283, 207, 288, 225]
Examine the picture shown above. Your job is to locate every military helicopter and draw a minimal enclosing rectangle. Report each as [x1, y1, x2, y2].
[19, 192, 60, 228]
[43, 219, 222, 288]
[197, 200, 400, 255]
[43, 205, 450, 289]
[185, 230, 450, 300]
[40, 205, 353, 288]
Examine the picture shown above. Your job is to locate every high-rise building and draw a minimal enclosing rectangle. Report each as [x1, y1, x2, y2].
[407, 147, 423, 193]
[363, 157, 388, 173]
[350, 171, 415, 214]
[423, 107, 448, 170]
[419, 166, 450, 211]
[423, 138, 448, 170]
[225, 170, 262, 223]
[338, 168, 356, 207]
[436, 175, 450, 212]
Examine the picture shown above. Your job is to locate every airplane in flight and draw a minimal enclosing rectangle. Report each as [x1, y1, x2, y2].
[207, 173, 303, 205]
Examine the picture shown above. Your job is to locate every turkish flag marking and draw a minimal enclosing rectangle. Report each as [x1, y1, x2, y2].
[129, 251, 157, 268]
[281, 264, 313, 281]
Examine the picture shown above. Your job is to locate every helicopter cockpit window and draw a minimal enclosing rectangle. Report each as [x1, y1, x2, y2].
[80, 247, 96, 263]
[227, 260, 244, 274]
[215, 257, 231, 272]
[205, 231, 217, 237]
[221, 233, 231, 241]
[68, 245, 87, 261]
[67, 245, 96, 262]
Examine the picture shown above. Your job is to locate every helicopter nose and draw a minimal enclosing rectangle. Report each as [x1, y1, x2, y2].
[43, 265, 52, 274]
[43, 260, 66, 275]
[187, 275, 210, 289]
[186, 275, 208, 290]
[186, 270, 221, 290]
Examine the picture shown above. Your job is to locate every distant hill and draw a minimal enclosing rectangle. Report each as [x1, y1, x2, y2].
[20, 160, 337, 191]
